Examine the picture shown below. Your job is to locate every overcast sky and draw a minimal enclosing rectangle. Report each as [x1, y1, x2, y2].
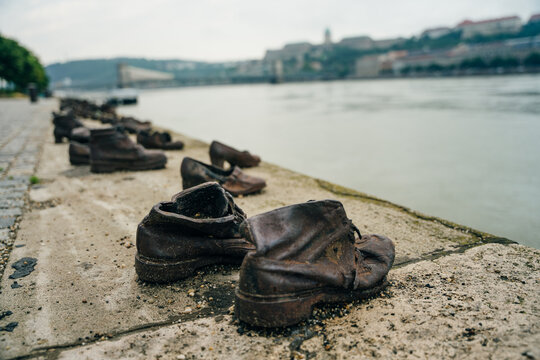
[1, 0, 538, 65]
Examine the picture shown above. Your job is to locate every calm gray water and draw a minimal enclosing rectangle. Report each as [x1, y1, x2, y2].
[119, 75, 540, 249]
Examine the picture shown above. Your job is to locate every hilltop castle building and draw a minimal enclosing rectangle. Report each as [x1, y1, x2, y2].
[263, 29, 404, 63]
[457, 16, 522, 39]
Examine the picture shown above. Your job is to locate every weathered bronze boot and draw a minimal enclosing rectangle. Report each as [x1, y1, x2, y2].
[135, 182, 253, 283]
[89, 127, 167, 173]
[69, 141, 90, 165]
[52, 111, 84, 143]
[137, 130, 184, 150]
[235, 200, 395, 327]
[181, 157, 266, 196]
[210, 141, 261, 168]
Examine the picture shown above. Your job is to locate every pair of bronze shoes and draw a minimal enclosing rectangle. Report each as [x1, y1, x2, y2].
[69, 127, 167, 172]
[180, 141, 265, 196]
[135, 182, 395, 327]
[70, 129, 184, 166]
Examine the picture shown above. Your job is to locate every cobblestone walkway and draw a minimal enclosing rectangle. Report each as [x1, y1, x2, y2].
[0, 98, 54, 279]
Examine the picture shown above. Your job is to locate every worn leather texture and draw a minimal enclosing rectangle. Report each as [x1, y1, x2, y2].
[136, 182, 253, 261]
[181, 157, 266, 196]
[238, 200, 395, 296]
[89, 127, 166, 164]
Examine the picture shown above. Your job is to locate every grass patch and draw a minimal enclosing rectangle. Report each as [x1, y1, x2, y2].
[0, 90, 26, 98]
[29, 175, 40, 184]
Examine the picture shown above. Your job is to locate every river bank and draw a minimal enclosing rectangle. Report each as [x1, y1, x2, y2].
[0, 98, 538, 359]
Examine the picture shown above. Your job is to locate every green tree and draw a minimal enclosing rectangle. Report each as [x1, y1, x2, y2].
[460, 57, 488, 69]
[0, 34, 48, 92]
[426, 63, 444, 72]
[524, 52, 540, 66]
[489, 56, 519, 68]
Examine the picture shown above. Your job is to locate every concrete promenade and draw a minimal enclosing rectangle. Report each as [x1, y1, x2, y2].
[0, 98, 538, 359]
[0, 99, 49, 279]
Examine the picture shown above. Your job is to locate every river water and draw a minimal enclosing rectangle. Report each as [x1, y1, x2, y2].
[119, 75, 540, 249]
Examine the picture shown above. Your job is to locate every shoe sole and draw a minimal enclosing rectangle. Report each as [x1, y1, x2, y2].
[235, 278, 388, 327]
[135, 253, 244, 283]
[90, 158, 166, 173]
[69, 155, 89, 165]
[227, 182, 266, 197]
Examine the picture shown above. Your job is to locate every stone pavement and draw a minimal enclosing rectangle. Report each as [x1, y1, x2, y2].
[0, 98, 538, 360]
[0, 99, 53, 279]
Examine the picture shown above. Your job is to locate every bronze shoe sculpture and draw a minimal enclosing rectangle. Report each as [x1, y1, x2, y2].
[100, 115, 118, 125]
[70, 127, 90, 144]
[89, 127, 167, 173]
[137, 130, 184, 150]
[235, 200, 395, 327]
[52, 111, 84, 143]
[210, 141, 261, 168]
[118, 116, 152, 134]
[181, 157, 266, 196]
[135, 182, 254, 283]
[69, 141, 90, 165]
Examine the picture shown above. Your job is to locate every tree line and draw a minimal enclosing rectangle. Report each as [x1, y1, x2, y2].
[0, 34, 48, 93]
[400, 53, 540, 75]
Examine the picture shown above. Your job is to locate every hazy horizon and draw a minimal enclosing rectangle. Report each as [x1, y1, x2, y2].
[1, 0, 539, 65]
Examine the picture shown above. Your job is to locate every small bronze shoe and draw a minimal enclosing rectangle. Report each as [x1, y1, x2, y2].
[181, 157, 266, 196]
[118, 116, 152, 134]
[135, 182, 254, 283]
[137, 130, 184, 150]
[69, 141, 90, 165]
[210, 141, 260, 168]
[52, 111, 84, 143]
[89, 127, 167, 173]
[70, 127, 90, 144]
[235, 200, 395, 327]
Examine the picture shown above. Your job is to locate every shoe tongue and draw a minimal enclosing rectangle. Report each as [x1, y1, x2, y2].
[174, 182, 233, 219]
[245, 200, 352, 262]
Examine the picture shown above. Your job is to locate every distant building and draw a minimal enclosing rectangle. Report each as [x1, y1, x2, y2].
[457, 16, 522, 39]
[373, 37, 406, 49]
[337, 36, 403, 51]
[529, 13, 540, 23]
[355, 55, 379, 77]
[393, 49, 462, 72]
[421, 27, 452, 39]
[263, 49, 283, 62]
[264, 42, 312, 62]
[338, 36, 373, 50]
[234, 60, 268, 77]
[355, 51, 408, 77]
[309, 61, 323, 71]
[324, 28, 332, 46]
